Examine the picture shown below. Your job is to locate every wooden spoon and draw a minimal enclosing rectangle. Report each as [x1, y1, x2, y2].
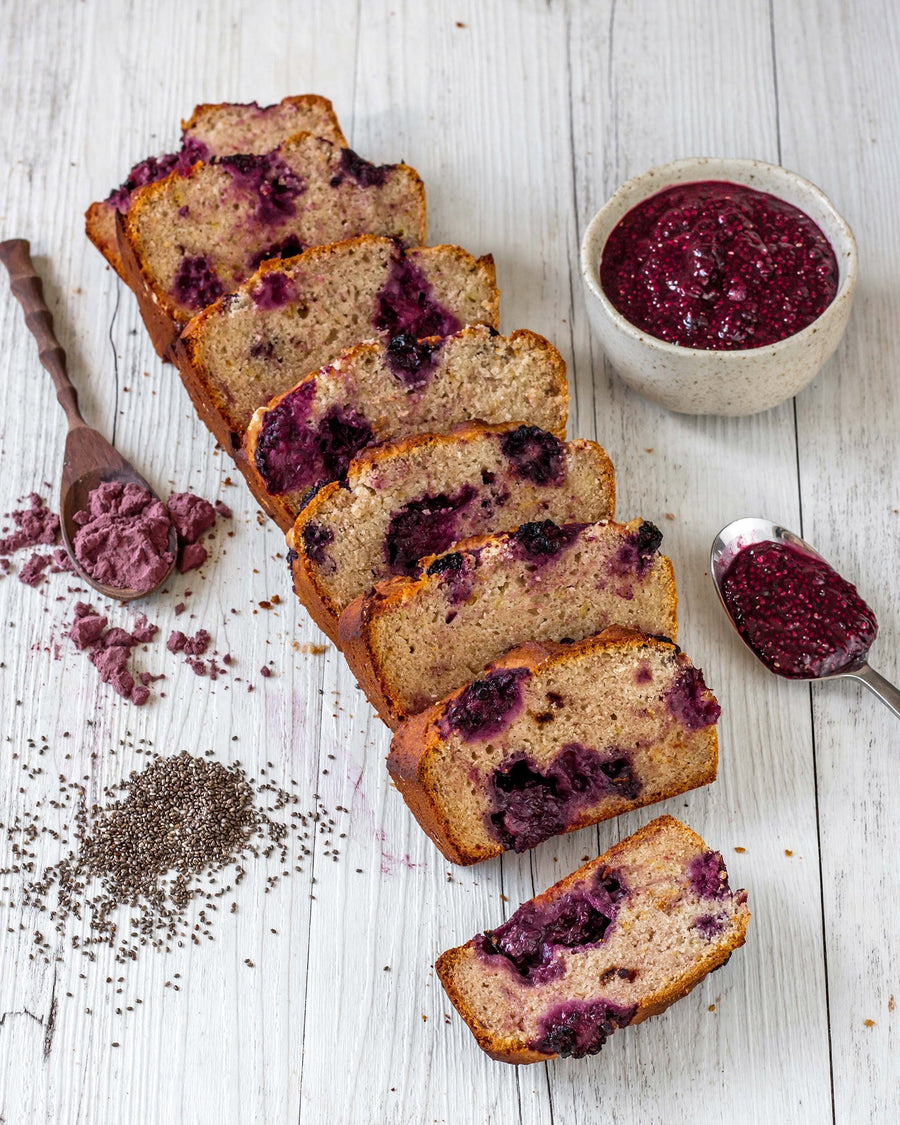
[0, 238, 176, 600]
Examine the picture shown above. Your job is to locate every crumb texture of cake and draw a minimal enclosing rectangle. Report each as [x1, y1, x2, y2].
[244, 326, 569, 529]
[436, 815, 750, 1064]
[340, 517, 675, 726]
[174, 236, 500, 446]
[86, 95, 346, 279]
[288, 422, 616, 642]
[118, 133, 427, 357]
[387, 629, 719, 864]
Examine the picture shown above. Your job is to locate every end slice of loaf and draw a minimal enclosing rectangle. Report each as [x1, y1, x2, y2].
[86, 95, 346, 279]
[340, 517, 675, 727]
[243, 326, 569, 529]
[118, 133, 427, 358]
[437, 814, 749, 1063]
[288, 423, 616, 643]
[174, 236, 500, 449]
[388, 628, 719, 864]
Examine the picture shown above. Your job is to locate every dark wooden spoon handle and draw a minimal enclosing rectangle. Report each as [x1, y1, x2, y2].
[0, 238, 85, 428]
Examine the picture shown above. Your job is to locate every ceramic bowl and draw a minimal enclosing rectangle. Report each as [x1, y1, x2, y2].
[580, 157, 858, 416]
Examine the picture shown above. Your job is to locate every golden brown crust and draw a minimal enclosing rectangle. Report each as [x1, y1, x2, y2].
[436, 815, 750, 1064]
[180, 94, 347, 146]
[386, 631, 718, 864]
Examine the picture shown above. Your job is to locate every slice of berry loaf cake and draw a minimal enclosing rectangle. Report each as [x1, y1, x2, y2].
[174, 236, 500, 451]
[287, 423, 616, 643]
[118, 134, 427, 358]
[388, 628, 719, 864]
[339, 517, 676, 727]
[437, 815, 749, 1063]
[244, 326, 569, 529]
[86, 95, 346, 279]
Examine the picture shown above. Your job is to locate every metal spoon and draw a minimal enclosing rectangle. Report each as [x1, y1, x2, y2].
[710, 516, 900, 719]
[0, 238, 176, 600]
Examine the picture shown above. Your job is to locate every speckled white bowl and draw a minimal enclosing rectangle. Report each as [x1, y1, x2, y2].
[580, 158, 858, 416]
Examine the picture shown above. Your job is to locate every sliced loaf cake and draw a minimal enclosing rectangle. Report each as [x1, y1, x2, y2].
[339, 517, 675, 727]
[174, 236, 500, 450]
[288, 423, 616, 643]
[388, 629, 719, 864]
[86, 95, 346, 279]
[437, 815, 749, 1063]
[244, 326, 569, 529]
[118, 134, 427, 358]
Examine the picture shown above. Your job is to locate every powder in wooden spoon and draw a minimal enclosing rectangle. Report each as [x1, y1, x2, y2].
[72, 480, 173, 592]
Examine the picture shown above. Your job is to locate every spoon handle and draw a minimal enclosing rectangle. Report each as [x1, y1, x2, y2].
[850, 664, 900, 720]
[0, 238, 86, 430]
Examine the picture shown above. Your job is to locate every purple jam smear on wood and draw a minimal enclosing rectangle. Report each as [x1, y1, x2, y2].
[301, 521, 335, 570]
[609, 521, 663, 576]
[688, 850, 731, 900]
[499, 425, 565, 485]
[106, 137, 210, 210]
[720, 540, 877, 678]
[600, 180, 839, 350]
[383, 333, 443, 390]
[512, 520, 581, 563]
[384, 485, 477, 576]
[440, 667, 529, 742]
[374, 252, 463, 339]
[534, 997, 637, 1058]
[256, 387, 373, 496]
[172, 256, 224, 310]
[489, 745, 642, 853]
[665, 666, 721, 730]
[218, 152, 306, 224]
[474, 867, 627, 985]
[331, 147, 393, 188]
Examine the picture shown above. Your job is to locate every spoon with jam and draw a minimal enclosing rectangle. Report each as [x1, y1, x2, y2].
[711, 517, 899, 718]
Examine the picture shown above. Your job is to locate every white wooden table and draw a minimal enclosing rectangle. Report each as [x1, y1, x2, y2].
[1, 2, 898, 1122]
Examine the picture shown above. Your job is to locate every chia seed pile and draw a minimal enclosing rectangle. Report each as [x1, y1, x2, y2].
[2, 748, 347, 968]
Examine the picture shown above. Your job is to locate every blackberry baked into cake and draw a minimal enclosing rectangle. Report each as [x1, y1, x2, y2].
[288, 423, 617, 643]
[175, 235, 500, 450]
[118, 133, 427, 357]
[388, 628, 719, 863]
[86, 95, 346, 279]
[244, 326, 569, 529]
[437, 815, 749, 1063]
[340, 517, 675, 726]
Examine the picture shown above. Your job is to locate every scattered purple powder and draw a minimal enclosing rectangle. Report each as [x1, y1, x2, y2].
[499, 426, 565, 485]
[384, 485, 477, 576]
[72, 481, 174, 593]
[68, 602, 159, 706]
[374, 251, 462, 339]
[217, 151, 305, 224]
[383, 333, 443, 390]
[214, 501, 232, 519]
[0, 493, 60, 554]
[260, 666, 271, 678]
[441, 667, 529, 742]
[172, 256, 224, 311]
[665, 666, 721, 730]
[475, 867, 627, 985]
[534, 998, 637, 1058]
[18, 552, 54, 587]
[178, 543, 208, 573]
[166, 492, 216, 543]
[688, 851, 731, 900]
[167, 629, 211, 657]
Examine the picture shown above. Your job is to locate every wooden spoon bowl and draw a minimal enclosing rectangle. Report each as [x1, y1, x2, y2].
[0, 238, 176, 601]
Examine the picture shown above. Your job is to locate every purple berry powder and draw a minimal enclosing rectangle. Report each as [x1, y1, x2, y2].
[72, 481, 174, 593]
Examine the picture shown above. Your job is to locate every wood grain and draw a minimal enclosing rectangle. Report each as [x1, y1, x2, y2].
[0, 1, 897, 1123]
